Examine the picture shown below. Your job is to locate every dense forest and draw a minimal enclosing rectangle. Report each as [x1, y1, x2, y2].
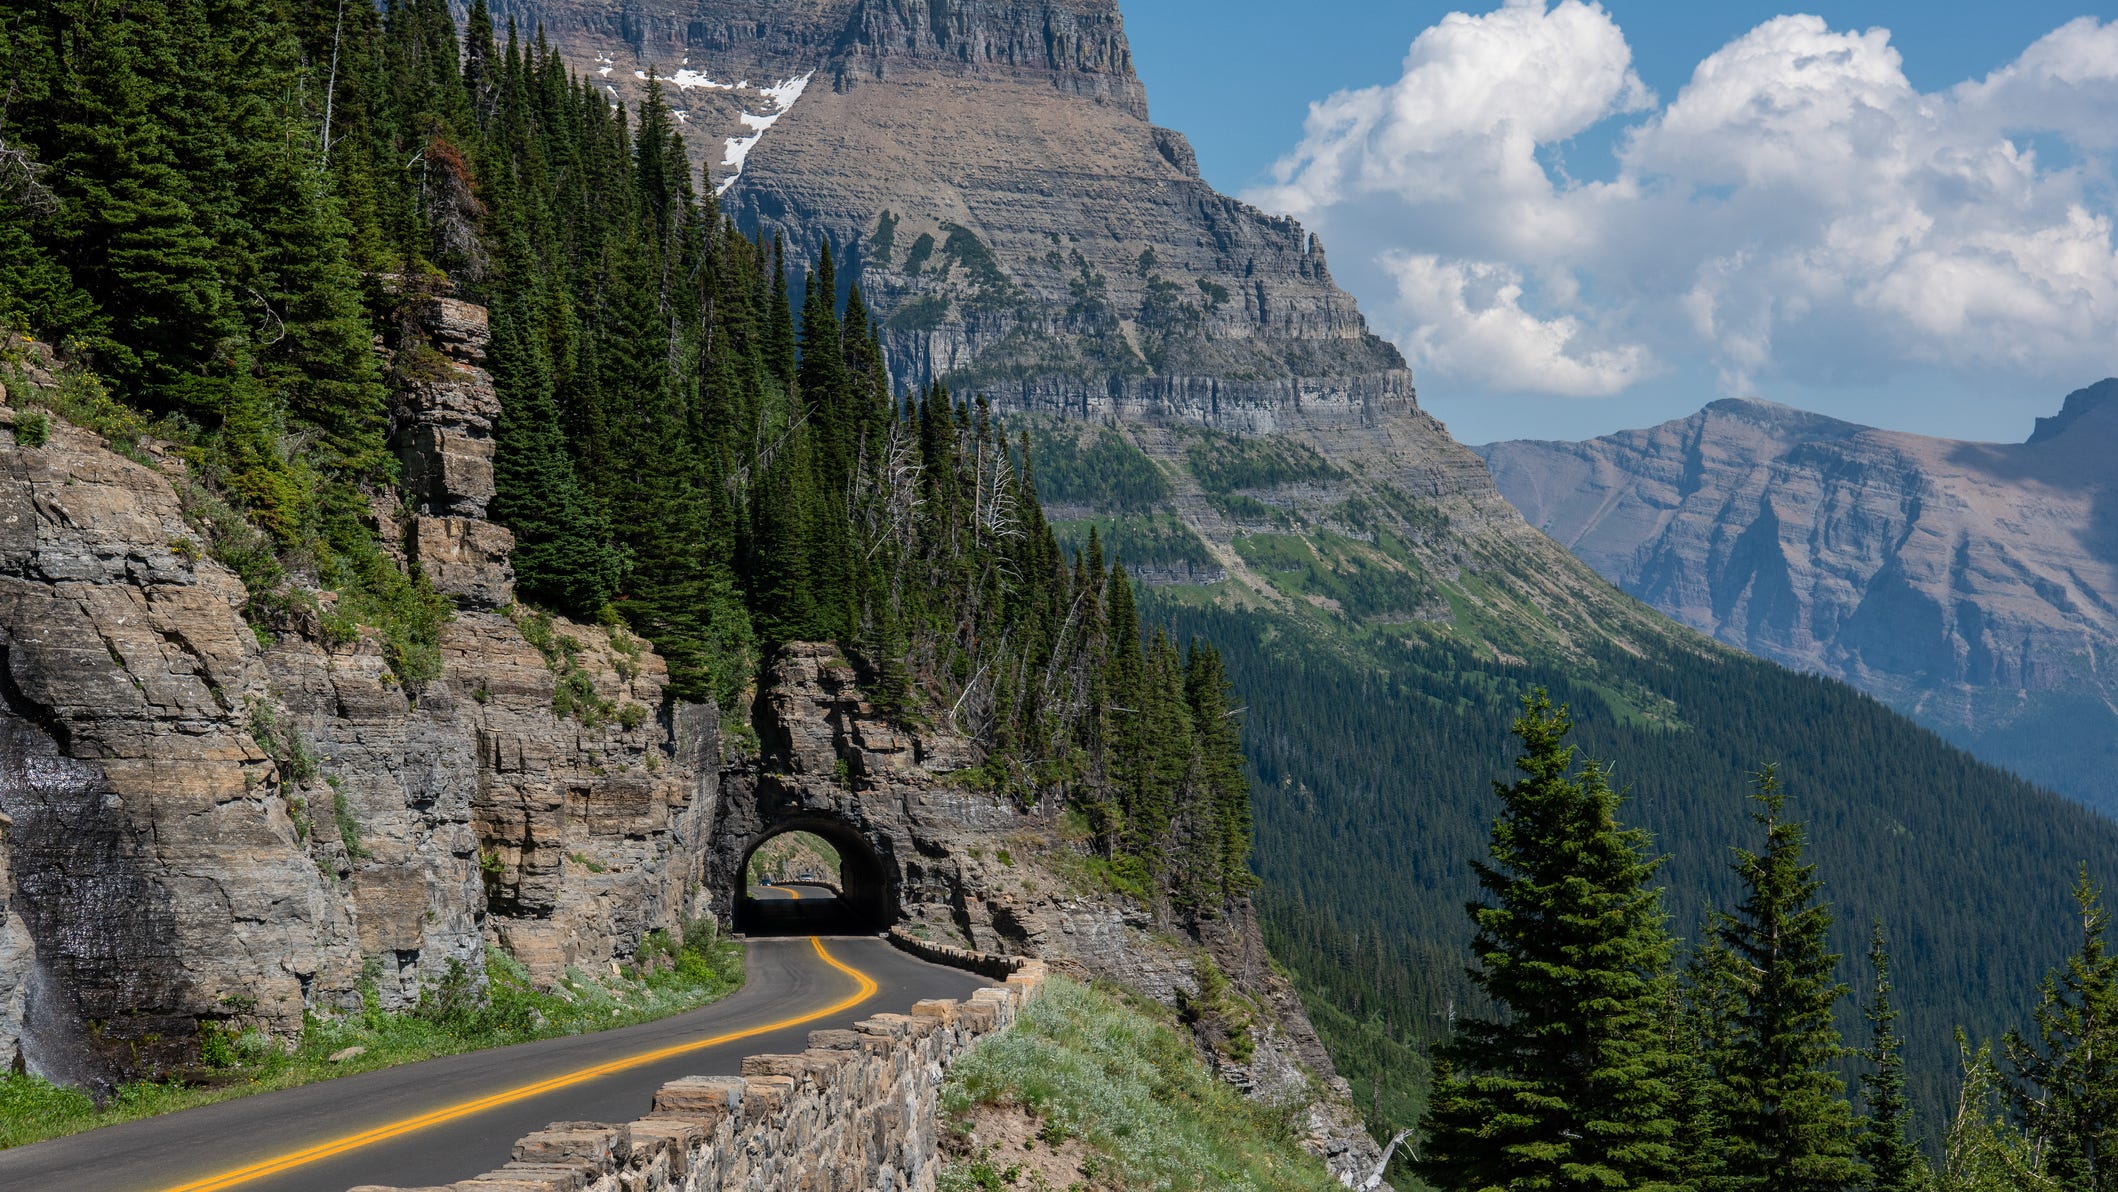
[1155, 596, 2118, 1183]
[1415, 694, 2118, 1192]
[0, 0, 1251, 911]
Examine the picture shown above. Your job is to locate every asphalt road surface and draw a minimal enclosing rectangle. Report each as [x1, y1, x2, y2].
[0, 895, 983, 1192]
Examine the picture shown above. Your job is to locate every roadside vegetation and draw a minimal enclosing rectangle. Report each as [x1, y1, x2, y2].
[936, 976, 1342, 1192]
[0, 928, 741, 1150]
[748, 830, 844, 886]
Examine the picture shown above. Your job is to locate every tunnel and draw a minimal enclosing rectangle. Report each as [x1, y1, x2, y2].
[731, 815, 897, 936]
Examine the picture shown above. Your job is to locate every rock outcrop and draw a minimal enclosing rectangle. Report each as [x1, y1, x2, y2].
[1480, 383, 2118, 813]
[0, 308, 721, 1086]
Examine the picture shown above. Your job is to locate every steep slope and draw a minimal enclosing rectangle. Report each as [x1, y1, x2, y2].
[1481, 383, 2118, 815]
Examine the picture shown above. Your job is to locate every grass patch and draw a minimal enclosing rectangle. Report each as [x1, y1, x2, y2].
[0, 929, 743, 1151]
[1233, 531, 1434, 623]
[937, 977, 1341, 1192]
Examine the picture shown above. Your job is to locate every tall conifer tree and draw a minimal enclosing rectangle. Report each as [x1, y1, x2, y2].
[1858, 924, 1926, 1192]
[1419, 691, 1681, 1192]
[2007, 870, 2118, 1191]
[1712, 766, 1862, 1192]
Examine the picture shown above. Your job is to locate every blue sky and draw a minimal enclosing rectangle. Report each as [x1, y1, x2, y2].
[1124, 1, 2118, 445]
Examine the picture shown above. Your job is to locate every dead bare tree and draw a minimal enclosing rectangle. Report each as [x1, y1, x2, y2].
[0, 138, 57, 218]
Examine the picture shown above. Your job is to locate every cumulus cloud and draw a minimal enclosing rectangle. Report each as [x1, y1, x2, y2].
[1248, 2, 2118, 400]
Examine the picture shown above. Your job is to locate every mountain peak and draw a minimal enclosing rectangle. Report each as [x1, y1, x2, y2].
[843, 0, 1147, 117]
[2025, 377, 2118, 445]
[1694, 396, 1868, 441]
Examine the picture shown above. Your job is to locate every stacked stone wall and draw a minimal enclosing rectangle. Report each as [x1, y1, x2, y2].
[351, 956, 1047, 1192]
[885, 926, 1030, 981]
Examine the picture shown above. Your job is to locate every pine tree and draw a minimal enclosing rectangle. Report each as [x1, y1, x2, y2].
[1418, 691, 1681, 1192]
[487, 291, 621, 617]
[1857, 923, 1926, 1192]
[1184, 639, 1254, 899]
[1712, 765, 1863, 1192]
[2007, 869, 2118, 1191]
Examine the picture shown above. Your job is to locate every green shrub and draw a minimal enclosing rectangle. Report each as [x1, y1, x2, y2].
[333, 787, 366, 860]
[14, 410, 48, 448]
[1183, 432, 1343, 493]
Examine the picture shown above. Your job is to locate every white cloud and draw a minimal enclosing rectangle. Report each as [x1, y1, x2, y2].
[1248, 3, 2118, 400]
[1386, 253, 1655, 396]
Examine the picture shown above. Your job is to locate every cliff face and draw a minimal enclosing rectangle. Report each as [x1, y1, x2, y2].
[486, 0, 1413, 430]
[0, 308, 721, 1086]
[1480, 383, 2118, 812]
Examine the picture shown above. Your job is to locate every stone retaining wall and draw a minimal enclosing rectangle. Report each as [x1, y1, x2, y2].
[885, 926, 1031, 981]
[351, 954, 1047, 1192]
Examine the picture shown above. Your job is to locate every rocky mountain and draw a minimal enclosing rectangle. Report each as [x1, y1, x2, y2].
[480, 1, 2118, 1134]
[1480, 382, 2118, 814]
[486, 0, 1413, 428]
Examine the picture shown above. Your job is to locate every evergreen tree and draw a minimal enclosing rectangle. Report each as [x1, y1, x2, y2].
[2007, 870, 2118, 1191]
[1418, 691, 1681, 1192]
[1184, 639, 1254, 899]
[1857, 924, 1926, 1192]
[1712, 765, 1863, 1192]
[487, 291, 620, 616]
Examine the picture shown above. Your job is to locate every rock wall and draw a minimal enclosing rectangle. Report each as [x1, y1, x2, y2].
[350, 957, 1048, 1192]
[0, 307, 720, 1084]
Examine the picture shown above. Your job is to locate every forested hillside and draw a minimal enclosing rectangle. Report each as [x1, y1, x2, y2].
[1156, 593, 2118, 1158]
[0, 0, 1252, 918]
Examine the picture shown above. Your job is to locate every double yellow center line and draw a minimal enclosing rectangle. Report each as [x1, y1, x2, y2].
[166, 924, 874, 1192]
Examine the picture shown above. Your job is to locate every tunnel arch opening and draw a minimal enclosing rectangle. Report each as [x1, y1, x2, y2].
[733, 816, 896, 936]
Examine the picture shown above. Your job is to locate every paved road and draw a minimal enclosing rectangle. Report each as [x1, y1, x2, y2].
[1, 900, 983, 1192]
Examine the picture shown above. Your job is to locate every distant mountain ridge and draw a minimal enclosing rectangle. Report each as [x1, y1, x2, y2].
[1480, 382, 2118, 813]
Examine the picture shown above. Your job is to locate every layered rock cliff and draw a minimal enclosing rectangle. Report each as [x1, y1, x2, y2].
[1480, 383, 2118, 813]
[0, 307, 723, 1086]
[486, 0, 1414, 430]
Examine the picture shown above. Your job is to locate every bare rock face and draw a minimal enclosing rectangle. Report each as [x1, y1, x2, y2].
[0, 404, 352, 1081]
[0, 812, 35, 1072]
[0, 312, 719, 1084]
[394, 298, 500, 522]
[1480, 383, 2118, 812]
[489, 0, 1414, 431]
